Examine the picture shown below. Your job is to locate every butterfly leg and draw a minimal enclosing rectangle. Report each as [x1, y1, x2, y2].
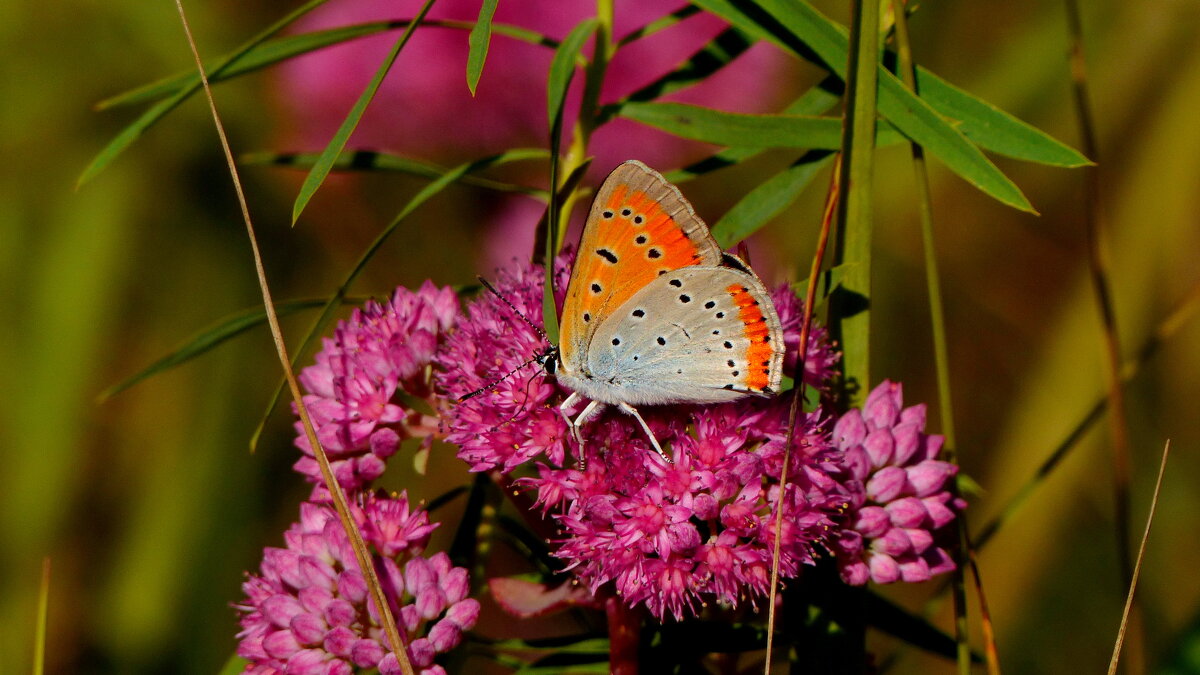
[559, 393, 605, 470]
[616, 402, 672, 464]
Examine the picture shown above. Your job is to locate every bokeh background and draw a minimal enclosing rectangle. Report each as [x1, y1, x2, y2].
[3, 0, 1200, 672]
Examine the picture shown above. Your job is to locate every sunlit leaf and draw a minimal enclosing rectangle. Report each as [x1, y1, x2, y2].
[292, 0, 438, 225]
[466, 0, 500, 95]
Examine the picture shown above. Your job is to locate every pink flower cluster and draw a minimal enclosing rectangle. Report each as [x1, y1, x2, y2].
[830, 381, 961, 585]
[236, 494, 479, 675]
[249, 254, 960, 634]
[435, 254, 857, 619]
[294, 283, 458, 493]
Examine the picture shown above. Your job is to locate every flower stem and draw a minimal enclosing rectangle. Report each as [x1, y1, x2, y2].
[606, 592, 641, 675]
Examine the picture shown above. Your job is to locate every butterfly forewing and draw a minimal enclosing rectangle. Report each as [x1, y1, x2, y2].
[586, 266, 784, 404]
[559, 161, 722, 371]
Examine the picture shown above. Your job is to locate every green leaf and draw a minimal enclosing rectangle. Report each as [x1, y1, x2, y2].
[690, 0, 1035, 213]
[97, 297, 355, 402]
[910, 64, 1091, 167]
[78, 0, 332, 187]
[291, 0, 438, 225]
[466, 0, 500, 95]
[250, 150, 535, 450]
[546, 19, 598, 132]
[241, 148, 549, 197]
[619, 101, 902, 149]
[662, 78, 842, 183]
[711, 150, 835, 248]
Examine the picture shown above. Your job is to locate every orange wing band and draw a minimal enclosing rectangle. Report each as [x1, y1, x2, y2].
[728, 283, 773, 391]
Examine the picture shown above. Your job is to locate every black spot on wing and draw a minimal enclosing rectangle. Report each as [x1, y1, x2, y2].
[596, 248, 618, 264]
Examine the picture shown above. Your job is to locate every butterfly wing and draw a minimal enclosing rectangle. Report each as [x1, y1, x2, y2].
[584, 266, 784, 405]
[559, 161, 723, 373]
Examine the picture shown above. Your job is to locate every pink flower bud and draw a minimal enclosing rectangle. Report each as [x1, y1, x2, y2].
[445, 598, 481, 629]
[323, 626, 355, 657]
[408, 637, 436, 668]
[874, 528, 912, 556]
[907, 460, 956, 497]
[290, 612, 327, 645]
[886, 497, 929, 528]
[263, 629, 302, 659]
[285, 648, 329, 675]
[262, 594, 305, 628]
[428, 618, 463, 651]
[854, 506, 890, 538]
[323, 599, 356, 628]
[868, 553, 901, 584]
[898, 555, 932, 583]
[347, 638, 383, 668]
[863, 429, 895, 468]
[866, 466, 907, 503]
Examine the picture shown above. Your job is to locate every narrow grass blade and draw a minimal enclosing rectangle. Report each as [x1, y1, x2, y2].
[710, 150, 835, 247]
[97, 297, 359, 402]
[546, 19, 598, 133]
[1108, 440, 1171, 675]
[291, 0, 439, 225]
[619, 101, 902, 149]
[242, 148, 549, 197]
[251, 151, 533, 450]
[78, 0, 332, 187]
[489, 638, 611, 655]
[33, 557, 50, 675]
[691, 0, 1035, 212]
[467, 0, 500, 94]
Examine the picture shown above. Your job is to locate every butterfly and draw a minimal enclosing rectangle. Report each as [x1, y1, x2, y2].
[543, 160, 785, 463]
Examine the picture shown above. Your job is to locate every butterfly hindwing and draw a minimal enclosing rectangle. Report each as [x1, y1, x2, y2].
[585, 266, 784, 404]
[559, 161, 722, 370]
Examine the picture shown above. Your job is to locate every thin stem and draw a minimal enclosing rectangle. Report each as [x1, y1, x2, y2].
[172, 3, 411, 673]
[1108, 442, 1171, 675]
[891, 4, 978, 673]
[607, 593, 641, 675]
[1064, 2, 1140, 670]
[763, 154, 842, 674]
[557, 0, 614, 249]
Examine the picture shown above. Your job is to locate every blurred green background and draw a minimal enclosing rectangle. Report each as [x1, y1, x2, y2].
[3, 0, 1200, 673]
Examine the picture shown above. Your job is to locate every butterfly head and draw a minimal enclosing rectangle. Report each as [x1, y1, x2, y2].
[535, 345, 559, 376]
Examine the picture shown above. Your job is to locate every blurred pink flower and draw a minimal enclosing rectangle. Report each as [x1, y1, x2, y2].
[275, 0, 793, 169]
